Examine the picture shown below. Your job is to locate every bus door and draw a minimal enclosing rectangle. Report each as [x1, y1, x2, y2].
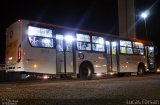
[106, 41, 112, 72]
[147, 46, 155, 70]
[56, 34, 74, 74]
[64, 35, 74, 73]
[111, 41, 118, 72]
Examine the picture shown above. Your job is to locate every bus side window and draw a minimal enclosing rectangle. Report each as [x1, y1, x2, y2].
[112, 47, 116, 55]
[112, 42, 117, 55]
[106, 41, 110, 54]
[76, 33, 91, 51]
[133, 42, 144, 55]
[82, 42, 87, 50]
[120, 40, 133, 54]
[66, 41, 72, 52]
[57, 40, 63, 51]
[56, 35, 64, 51]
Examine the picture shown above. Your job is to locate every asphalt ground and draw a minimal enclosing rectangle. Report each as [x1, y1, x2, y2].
[0, 74, 160, 105]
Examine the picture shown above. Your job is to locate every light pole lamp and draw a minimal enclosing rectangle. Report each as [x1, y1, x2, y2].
[140, 11, 149, 40]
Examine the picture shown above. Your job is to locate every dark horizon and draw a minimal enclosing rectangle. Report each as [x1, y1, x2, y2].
[0, 0, 160, 63]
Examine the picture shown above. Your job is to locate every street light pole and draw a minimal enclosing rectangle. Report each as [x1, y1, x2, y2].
[141, 10, 149, 40]
[143, 18, 148, 40]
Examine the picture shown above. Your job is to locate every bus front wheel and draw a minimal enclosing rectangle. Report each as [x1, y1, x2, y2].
[138, 64, 145, 76]
[79, 63, 93, 80]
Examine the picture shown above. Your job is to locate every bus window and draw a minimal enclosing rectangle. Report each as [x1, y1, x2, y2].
[120, 47, 126, 54]
[140, 49, 144, 55]
[28, 37, 54, 48]
[92, 44, 105, 52]
[106, 41, 110, 54]
[148, 47, 154, 57]
[76, 34, 91, 51]
[28, 26, 54, 48]
[56, 34, 63, 51]
[77, 42, 91, 51]
[77, 33, 90, 42]
[92, 36, 104, 44]
[133, 42, 144, 49]
[148, 46, 155, 68]
[28, 26, 52, 38]
[133, 42, 144, 55]
[112, 42, 117, 55]
[120, 40, 133, 54]
[92, 36, 105, 52]
[65, 35, 73, 52]
[126, 48, 133, 54]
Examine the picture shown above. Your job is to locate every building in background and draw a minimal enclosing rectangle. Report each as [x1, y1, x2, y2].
[118, 0, 136, 38]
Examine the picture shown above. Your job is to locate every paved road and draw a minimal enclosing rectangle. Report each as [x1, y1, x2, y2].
[0, 74, 160, 105]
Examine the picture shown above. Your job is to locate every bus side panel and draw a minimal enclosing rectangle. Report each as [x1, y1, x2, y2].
[56, 52, 65, 73]
[119, 55, 147, 72]
[66, 52, 74, 73]
[23, 47, 56, 74]
[76, 51, 107, 74]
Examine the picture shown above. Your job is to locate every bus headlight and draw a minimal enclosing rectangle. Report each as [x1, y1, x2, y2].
[157, 68, 160, 73]
[96, 73, 103, 77]
[43, 75, 49, 79]
[109, 72, 114, 75]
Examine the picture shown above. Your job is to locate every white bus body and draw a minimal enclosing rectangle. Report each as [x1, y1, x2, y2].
[5, 20, 156, 79]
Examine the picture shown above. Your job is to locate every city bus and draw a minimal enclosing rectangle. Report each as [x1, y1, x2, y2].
[5, 19, 157, 79]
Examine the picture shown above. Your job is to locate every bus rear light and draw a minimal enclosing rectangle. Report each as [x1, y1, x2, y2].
[17, 45, 22, 62]
[9, 57, 13, 61]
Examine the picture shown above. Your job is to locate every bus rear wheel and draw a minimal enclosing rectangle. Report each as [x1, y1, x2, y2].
[79, 63, 93, 80]
[138, 65, 145, 76]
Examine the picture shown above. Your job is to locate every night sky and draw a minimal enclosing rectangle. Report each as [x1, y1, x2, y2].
[0, 0, 160, 63]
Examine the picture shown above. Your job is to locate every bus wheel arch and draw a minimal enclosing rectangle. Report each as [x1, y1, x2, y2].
[137, 62, 145, 76]
[79, 61, 94, 79]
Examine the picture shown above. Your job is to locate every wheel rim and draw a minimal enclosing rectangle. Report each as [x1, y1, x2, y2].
[82, 67, 88, 77]
[87, 67, 91, 77]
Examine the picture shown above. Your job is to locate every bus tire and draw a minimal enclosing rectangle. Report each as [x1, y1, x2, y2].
[79, 62, 94, 80]
[138, 64, 145, 76]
